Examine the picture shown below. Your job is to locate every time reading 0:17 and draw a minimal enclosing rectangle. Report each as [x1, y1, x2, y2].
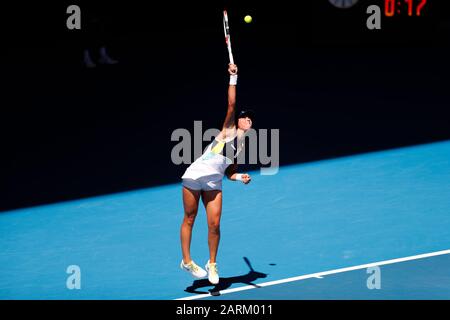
[385, 0, 427, 17]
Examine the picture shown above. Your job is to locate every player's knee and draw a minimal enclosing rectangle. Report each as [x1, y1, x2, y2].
[184, 210, 198, 226]
[208, 221, 220, 234]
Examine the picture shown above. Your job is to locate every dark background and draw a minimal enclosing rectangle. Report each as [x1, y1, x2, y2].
[1, 0, 450, 212]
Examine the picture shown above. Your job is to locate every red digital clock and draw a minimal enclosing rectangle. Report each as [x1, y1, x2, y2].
[385, 0, 427, 17]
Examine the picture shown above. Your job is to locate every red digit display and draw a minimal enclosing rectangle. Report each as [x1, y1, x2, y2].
[385, 0, 395, 17]
[405, 0, 413, 16]
[385, 0, 427, 17]
[416, 0, 427, 16]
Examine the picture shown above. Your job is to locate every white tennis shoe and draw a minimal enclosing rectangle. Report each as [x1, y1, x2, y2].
[205, 260, 220, 285]
[180, 260, 207, 279]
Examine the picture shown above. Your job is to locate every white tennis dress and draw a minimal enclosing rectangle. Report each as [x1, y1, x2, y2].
[182, 134, 243, 191]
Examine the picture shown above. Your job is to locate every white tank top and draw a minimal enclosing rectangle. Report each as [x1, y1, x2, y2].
[182, 135, 243, 180]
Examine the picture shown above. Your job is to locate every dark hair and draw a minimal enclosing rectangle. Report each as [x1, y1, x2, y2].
[235, 109, 255, 125]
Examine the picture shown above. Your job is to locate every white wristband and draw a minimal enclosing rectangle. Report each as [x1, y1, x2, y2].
[235, 174, 243, 181]
[229, 74, 238, 85]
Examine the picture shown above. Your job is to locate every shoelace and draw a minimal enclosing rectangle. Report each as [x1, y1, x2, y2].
[209, 264, 218, 274]
[190, 263, 199, 272]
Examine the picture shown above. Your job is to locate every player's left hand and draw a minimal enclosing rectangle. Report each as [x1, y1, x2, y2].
[241, 173, 251, 184]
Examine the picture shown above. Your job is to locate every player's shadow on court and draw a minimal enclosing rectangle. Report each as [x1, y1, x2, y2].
[184, 257, 267, 296]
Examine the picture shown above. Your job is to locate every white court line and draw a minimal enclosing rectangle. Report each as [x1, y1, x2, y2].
[176, 249, 450, 300]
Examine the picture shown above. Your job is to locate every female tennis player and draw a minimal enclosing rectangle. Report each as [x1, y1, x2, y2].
[180, 63, 254, 285]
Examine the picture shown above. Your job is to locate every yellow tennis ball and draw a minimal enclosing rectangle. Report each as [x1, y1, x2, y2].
[244, 15, 252, 23]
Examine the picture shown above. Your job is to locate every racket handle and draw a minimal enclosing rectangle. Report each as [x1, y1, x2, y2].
[229, 51, 234, 65]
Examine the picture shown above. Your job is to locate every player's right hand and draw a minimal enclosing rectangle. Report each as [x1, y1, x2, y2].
[228, 64, 238, 76]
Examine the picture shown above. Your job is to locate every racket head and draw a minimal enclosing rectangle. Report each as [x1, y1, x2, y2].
[223, 10, 231, 45]
[223, 10, 234, 64]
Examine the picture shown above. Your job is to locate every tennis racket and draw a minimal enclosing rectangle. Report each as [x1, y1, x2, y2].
[223, 10, 235, 65]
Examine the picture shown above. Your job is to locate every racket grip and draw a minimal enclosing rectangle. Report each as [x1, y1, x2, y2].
[228, 46, 234, 64]
[229, 53, 234, 65]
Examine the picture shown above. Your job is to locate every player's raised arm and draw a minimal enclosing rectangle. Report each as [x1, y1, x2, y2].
[222, 64, 238, 130]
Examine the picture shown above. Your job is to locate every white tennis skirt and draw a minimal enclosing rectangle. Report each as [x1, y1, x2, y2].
[182, 174, 223, 191]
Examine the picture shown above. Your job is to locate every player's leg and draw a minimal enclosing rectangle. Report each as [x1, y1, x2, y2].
[180, 185, 207, 279]
[202, 189, 223, 284]
[180, 185, 208, 278]
[202, 190, 223, 263]
[181, 186, 201, 263]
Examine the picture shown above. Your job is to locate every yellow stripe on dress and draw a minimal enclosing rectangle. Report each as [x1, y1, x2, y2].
[210, 141, 225, 154]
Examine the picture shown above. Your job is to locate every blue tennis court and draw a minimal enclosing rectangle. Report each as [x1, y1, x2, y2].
[1, 140, 449, 300]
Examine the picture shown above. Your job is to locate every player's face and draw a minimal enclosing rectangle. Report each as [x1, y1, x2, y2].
[238, 117, 252, 131]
